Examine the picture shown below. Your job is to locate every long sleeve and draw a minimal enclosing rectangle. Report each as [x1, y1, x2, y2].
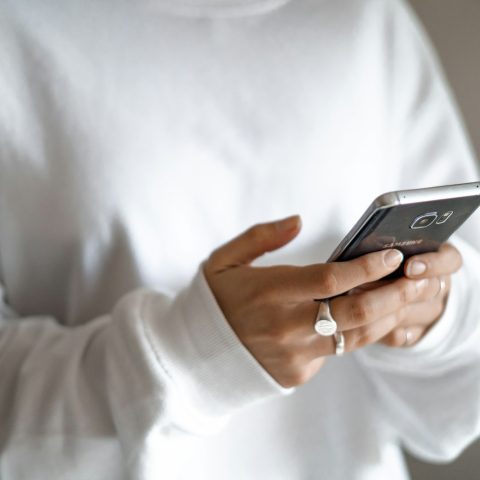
[0, 6, 298, 476]
[355, 0, 480, 463]
[356, 240, 480, 462]
[0, 269, 288, 478]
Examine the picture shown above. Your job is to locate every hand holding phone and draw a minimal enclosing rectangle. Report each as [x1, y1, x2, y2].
[203, 199, 471, 387]
[327, 181, 479, 347]
[203, 216, 410, 386]
[329, 182, 480, 277]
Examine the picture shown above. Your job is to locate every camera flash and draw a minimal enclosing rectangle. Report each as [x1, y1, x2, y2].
[436, 211, 453, 224]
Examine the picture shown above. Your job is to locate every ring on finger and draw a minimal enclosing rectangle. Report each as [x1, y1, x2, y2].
[334, 331, 345, 356]
[314, 299, 338, 336]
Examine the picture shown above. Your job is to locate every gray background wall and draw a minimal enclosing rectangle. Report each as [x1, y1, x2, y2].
[410, 0, 480, 158]
[406, 1, 480, 479]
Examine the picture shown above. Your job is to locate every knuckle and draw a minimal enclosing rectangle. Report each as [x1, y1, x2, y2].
[386, 332, 399, 348]
[398, 281, 415, 305]
[419, 278, 436, 300]
[349, 316, 398, 351]
[385, 317, 400, 341]
[358, 329, 376, 347]
[381, 314, 399, 333]
[320, 268, 339, 296]
[391, 329, 405, 347]
[358, 255, 377, 279]
[349, 298, 373, 323]
[246, 224, 269, 244]
[345, 329, 362, 352]
[382, 331, 398, 348]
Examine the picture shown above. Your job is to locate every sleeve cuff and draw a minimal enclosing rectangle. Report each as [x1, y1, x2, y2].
[142, 266, 293, 422]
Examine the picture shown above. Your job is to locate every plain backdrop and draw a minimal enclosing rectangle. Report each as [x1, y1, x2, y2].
[407, 1, 480, 479]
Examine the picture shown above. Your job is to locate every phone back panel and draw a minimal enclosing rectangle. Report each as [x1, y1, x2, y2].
[336, 195, 480, 264]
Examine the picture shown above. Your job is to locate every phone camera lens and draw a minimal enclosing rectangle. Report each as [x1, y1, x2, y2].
[410, 212, 438, 229]
[436, 211, 453, 225]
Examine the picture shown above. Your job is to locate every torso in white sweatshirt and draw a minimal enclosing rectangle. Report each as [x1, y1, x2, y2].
[0, 0, 480, 479]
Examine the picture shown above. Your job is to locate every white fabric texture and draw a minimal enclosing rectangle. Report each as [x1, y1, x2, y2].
[0, 0, 480, 479]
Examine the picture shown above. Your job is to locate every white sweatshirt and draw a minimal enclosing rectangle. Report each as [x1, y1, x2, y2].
[0, 0, 480, 479]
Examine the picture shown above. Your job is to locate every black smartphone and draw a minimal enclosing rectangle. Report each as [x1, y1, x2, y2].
[328, 182, 480, 276]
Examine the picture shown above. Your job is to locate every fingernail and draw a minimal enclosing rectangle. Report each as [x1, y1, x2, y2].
[384, 249, 403, 268]
[407, 261, 427, 277]
[276, 215, 301, 232]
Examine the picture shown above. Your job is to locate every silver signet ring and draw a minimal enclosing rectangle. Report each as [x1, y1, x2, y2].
[314, 300, 338, 336]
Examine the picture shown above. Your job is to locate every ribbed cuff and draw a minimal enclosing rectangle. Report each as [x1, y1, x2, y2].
[143, 266, 292, 422]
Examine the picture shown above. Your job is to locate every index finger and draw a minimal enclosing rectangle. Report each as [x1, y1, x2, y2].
[267, 249, 404, 301]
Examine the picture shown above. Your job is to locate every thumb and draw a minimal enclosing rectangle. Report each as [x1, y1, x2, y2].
[207, 215, 301, 272]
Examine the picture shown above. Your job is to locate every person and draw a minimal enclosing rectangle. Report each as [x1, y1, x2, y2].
[0, 0, 479, 478]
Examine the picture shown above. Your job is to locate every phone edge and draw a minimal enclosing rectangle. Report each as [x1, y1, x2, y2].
[395, 181, 480, 205]
[327, 191, 399, 262]
[326, 181, 480, 263]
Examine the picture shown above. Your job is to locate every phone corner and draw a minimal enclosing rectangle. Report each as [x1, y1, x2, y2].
[374, 191, 401, 208]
